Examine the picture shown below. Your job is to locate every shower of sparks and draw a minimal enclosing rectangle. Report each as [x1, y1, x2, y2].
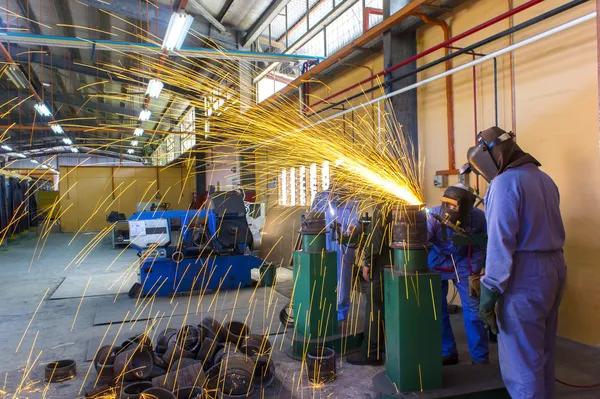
[0, 7, 434, 398]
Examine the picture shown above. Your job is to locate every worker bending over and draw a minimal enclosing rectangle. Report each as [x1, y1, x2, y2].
[427, 184, 489, 365]
[464, 126, 566, 398]
[346, 205, 391, 365]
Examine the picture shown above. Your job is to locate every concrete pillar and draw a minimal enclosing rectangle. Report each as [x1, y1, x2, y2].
[383, 0, 418, 158]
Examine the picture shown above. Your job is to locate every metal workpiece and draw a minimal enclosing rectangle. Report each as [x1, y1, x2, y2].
[114, 348, 154, 381]
[45, 359, 77, 383]
[300, 211, 327, 235]
[390, 205, 430, 250]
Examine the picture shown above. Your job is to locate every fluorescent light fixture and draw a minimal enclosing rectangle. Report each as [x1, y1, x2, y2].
[127, 149, 135, 154]
[15, 153, 26, 158]
[40, 164, 49, 169]
[70, 147, 79, 153]
[139, 109, 151, 121]
[51, 124, 64, 134]
[42, 82, 50, 87]
[62, 137, 73, 145]
[145, 79, 164, 98]
[162, 11, 194, 51]
[131, 140, 139, 146]
[34, 102, 52, 117]
[134, 127, 144, 136]
[1, 145, 13, 151]
[6, 65, 29, 89]
[31, 159, 39, 164]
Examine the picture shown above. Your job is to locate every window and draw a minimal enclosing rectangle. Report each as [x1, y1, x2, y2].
[289, 167, 296, 206]
[280, 168, 288, 205]
[299, 165, 306, 206]
[309, 163, 317, 204]
[180, 108, 196, 152]
[322, 161, 330, 190]
[257, 76, 287, 103]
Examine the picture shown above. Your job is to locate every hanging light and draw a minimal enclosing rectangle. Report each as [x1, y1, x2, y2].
[145, 79, 164, 98]
[31, 159, 39, 164]
[1, 145, 13, 151]
[127, 149, 135, 154]
[134, 127, 144, 136]
[70, 147, 79, 153]
[51, 124, 64, 134]
[40, 164, 49, 169]
[162, 11, 194, 51]
[131, 140, 139, 146]
[6, 65, 29, 89]
[62, 137, 73, 145]
[15, 153, 26, 158]
[139, 109, 151, 121]
[34, 102, 52, 117]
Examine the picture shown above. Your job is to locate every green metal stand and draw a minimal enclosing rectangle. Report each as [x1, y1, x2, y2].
[287, 225, 362, 359]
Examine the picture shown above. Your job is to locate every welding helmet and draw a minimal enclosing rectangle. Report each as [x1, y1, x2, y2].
[463, 127, 516, 182]
[462, 127, 542, 182]
[440, 183, 476, 226]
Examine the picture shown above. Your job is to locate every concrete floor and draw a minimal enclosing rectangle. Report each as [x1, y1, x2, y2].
[0, 232, 599, 398]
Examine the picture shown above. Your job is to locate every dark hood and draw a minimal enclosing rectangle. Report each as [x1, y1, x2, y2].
[480, 126, 541, 175]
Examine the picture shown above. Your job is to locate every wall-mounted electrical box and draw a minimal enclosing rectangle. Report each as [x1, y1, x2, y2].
[433, 175, 448, 188]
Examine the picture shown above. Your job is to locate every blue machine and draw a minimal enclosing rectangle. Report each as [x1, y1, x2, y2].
[311, 190, 361, 321]
[128, 190, 263, 296]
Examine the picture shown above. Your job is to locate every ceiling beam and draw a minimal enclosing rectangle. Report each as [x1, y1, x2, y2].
[0, 33, 321, 62]
[186, 0, 228, 33]
[0, 90, 139, 117]
[243, 0, 291, 48]
[8, 47, 199, 99]
[77, 0, 238, 48]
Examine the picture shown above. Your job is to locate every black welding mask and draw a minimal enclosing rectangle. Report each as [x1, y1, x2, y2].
[464, 128, 517, 182]
[440, 184, 476, 226]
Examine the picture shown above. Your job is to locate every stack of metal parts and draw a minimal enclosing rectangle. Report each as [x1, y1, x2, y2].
[87, 319, 275, 399]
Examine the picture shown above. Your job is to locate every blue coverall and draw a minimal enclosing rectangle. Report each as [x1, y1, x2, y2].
[311, 191, 359, 321]
[427, 206, 489, 363]
[483, 163, 566, 399]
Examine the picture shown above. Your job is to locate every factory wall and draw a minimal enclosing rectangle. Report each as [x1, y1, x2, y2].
[58, 166, 195, 232]
[417, 0, 598, 344]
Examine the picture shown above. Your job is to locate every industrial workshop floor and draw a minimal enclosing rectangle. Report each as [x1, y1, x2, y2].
[0, 232, 599, 398]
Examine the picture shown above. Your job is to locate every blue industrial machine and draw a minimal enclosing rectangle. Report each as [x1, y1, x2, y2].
[128, 190, 263, 296]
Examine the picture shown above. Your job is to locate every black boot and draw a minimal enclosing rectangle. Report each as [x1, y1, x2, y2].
[442, 354, 459, 366]
[346, 351, 384, 366]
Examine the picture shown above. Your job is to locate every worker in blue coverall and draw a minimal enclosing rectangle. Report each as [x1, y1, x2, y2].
[462, 126, 566, 399]
[311, 190, 359, 321]
[427, 184, 489, 365]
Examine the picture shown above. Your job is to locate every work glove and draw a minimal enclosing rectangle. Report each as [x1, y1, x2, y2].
[468, 268, 484, 297]
[479, 285, 499, 335]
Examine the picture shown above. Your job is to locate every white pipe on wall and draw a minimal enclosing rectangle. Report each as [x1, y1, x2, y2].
[309, 11, 597, 128]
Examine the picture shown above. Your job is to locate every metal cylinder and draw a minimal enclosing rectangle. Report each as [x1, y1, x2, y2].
[306, 347, 336, 384]
[114, 348, 154, 381]
[301, 234, 326, 252]
[390, 205, 429, 249]
[301, 211, 326, 235]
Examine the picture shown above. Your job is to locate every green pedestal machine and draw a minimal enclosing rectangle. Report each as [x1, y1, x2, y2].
[373, 206, 509, 399]
[287, 211, 362, 360]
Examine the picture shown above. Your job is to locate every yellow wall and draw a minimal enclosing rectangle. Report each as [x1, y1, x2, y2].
[59, 165, 195, 232]
[417, 0, 598, 344]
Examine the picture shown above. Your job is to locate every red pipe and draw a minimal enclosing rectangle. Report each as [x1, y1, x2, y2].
[309, 0, 544, 110]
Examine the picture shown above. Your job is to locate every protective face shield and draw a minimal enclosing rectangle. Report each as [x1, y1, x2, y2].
[463, 130, 516, 182]
[440, 184, 476, 226]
